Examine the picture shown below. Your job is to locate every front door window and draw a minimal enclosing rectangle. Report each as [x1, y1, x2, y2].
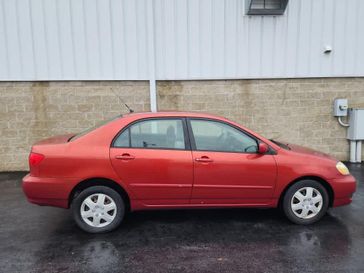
[190, 119, 258, 153]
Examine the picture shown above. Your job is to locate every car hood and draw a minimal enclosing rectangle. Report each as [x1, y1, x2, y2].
[34, 133, 75, 145]
[283, 142, 337, 161]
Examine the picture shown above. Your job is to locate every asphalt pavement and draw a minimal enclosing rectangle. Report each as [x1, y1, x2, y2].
[0, 163, 363, 273]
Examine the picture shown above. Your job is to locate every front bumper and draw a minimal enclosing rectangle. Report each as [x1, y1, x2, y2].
[328, 175, 357, 207]
[22, 174, 77, 208]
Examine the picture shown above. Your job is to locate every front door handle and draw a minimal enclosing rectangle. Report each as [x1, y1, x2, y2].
[195, 156, 213, 163]
[115, 153, 135, 160]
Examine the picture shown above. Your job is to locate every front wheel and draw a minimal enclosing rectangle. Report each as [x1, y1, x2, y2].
[72, 186, 125, 233]
[282, 180, 329, 225]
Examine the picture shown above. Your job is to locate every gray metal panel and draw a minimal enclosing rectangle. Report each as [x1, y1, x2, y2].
[347, 109, 364, 140]
[0, 0, 364, 80]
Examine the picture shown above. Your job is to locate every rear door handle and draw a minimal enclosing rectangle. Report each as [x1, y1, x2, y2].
[115, 153, 135, 160]
[195, 156, 213, 163]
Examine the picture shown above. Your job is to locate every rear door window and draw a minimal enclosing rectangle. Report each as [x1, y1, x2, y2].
[114, 119, 186, 150]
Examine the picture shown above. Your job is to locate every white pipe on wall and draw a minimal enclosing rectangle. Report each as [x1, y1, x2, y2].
[149, 79, 157, 112]
[356, 141, 362, 163]
[350, 140, 357, 163]
[147, 0, 157, 112]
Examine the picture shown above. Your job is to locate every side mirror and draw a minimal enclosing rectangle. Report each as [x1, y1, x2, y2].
[258, 143, 269, 154]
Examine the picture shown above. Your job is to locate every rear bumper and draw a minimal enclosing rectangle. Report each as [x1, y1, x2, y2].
[22, 174, 77, 208]
[328, 175, 357, 207]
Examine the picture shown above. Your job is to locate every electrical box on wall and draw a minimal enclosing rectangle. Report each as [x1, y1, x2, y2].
[333, 98, 348, 117]
[347, 109, 364, 140]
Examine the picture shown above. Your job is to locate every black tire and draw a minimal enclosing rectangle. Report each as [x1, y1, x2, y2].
[72, 186, 125, 233]
[282, 180, 329, 225]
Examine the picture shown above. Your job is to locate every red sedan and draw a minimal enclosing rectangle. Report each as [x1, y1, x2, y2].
[23, 112, 356, 233]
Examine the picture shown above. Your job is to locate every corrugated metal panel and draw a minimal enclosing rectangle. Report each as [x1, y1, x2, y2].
[0, 0, 363, 81]
[155, 0, 364, 80]
[0, 0, 152, 80]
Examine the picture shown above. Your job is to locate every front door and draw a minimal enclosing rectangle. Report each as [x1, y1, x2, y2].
[110, 118, 193, 205]
[188, 119, 277, 205]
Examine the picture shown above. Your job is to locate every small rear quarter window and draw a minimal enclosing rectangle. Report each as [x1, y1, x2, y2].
[114, 129, 130, 147]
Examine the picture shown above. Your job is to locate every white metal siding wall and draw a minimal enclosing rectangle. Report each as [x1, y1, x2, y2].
[0, 0, 364, 81]
[0, 0, 152, 80]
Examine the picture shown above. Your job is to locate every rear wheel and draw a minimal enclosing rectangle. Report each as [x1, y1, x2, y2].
[72, 186, 125, 233]
[283, 180, 329, 225]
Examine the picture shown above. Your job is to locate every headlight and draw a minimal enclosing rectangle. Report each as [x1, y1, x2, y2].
[336, 162, 350, 175]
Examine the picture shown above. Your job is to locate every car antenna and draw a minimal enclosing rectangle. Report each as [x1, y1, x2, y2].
[110, 88, 134, 113]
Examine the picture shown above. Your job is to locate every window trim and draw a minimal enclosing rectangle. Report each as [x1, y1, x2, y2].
[187, 117, 275, 155]
[111, 117, 191, 151]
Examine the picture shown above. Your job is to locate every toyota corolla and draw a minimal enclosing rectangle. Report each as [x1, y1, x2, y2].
[23, 112, 356, 233]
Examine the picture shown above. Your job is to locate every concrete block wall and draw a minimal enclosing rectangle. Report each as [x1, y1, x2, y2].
[0, 78, 363, 171]
[158, 78, 364, 162]
[0, 81, 150, 171]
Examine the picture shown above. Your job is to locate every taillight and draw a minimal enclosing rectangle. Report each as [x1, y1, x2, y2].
[29, 152, 44, 166]
[29, 152, 44, 175]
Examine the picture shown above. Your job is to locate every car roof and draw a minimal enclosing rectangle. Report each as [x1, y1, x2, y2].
[119, 111, 281, 151]
[105, 111, 281, 151]
[123, 111, 226, 120]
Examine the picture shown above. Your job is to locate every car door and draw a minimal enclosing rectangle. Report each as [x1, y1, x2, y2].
[188, 118, 277, 205]
[110, 118, 193, 205]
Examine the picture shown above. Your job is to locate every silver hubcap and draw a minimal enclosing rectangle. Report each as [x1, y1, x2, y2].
[80, 193, 117, 228]
[291, 187, 323, 219]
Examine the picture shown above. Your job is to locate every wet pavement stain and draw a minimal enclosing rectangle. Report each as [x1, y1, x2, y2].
[0, 163, 363, 273]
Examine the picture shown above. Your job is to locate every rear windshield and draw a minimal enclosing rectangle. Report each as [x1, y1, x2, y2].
[269, 139, 291, 150]
[69, 115, 122, 141]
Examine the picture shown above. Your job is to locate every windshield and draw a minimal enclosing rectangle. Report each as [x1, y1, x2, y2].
[69, 115, 122, 141]
[269, 139, 291, 150]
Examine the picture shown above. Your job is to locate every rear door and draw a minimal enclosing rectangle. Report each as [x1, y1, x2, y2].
[188, 118, 277, 205]
[110, 118, 193, 205]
